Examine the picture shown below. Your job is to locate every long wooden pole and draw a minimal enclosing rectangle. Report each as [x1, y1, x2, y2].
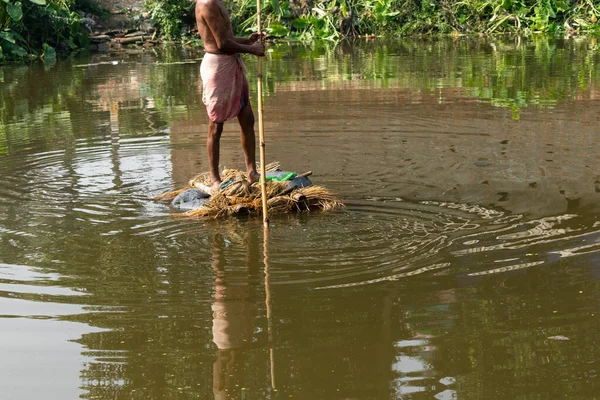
[256, 0, 269, 228]
[257, 1, 274, 389]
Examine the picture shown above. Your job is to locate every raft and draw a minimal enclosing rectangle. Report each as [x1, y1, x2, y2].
[155, 162, 343, 218]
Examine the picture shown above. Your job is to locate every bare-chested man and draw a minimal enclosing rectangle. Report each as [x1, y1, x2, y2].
[196, 0, 265, 193]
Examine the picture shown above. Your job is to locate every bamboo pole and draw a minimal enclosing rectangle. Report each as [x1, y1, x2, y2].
[257, 0, 274, 388]
[256, 0, 269, 229]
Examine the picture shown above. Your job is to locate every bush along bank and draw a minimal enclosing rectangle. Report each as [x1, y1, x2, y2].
[75, 0, 600, 58]
[0, 0, 112, 62]
[3, 0, 600, 62]
[144, 0, 600, 40]
[225, 0, 600, 39]
[0, 0, 172, 63]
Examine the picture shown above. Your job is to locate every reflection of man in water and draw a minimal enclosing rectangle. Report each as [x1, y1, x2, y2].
[211, 232, 259, 399]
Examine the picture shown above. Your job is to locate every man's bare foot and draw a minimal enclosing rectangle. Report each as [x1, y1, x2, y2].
[211, 181, 222, 195]
[247, 170, 260, 184]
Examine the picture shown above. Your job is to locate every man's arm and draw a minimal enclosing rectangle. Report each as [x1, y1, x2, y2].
[200, 2, 264, 55]
[233, 32, 265, 45]
[233, 36, 252, 45]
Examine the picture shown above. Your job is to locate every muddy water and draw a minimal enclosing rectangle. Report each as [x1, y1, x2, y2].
[1, 38, 600, 399]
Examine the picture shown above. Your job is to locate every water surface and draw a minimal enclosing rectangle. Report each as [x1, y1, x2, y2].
[1, 37, 600, 399]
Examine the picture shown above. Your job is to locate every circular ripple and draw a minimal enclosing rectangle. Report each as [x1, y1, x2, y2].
[256, 197, 511, 289]
[3, 132, 599, 293]
[0, 135, 179, 247]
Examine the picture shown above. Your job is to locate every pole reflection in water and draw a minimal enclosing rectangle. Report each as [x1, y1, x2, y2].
[263, 226, 276, 391]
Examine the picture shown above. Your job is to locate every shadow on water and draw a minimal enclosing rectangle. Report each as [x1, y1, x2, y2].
[0, 37, 600, 399]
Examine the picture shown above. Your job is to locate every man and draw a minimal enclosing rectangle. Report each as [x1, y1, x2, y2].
[195, 0, 265, 194]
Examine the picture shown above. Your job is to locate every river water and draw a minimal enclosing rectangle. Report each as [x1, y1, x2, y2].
[1, 37, 599, 399]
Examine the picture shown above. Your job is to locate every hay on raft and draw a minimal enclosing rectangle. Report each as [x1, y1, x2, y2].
[154, 162, 343, 218]
[154, 161, 281, 201]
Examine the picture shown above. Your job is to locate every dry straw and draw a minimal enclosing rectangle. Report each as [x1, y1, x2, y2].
[154, 162, 343, 219]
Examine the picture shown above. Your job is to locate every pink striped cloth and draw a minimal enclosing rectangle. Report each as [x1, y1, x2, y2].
[200, 53, 250, 123]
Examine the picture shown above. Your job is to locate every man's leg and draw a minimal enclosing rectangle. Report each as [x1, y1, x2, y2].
[237, 103, 259, 183]
[207, 119, 224, 193]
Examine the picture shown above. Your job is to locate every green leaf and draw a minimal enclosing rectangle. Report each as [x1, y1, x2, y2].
[554, 0, 568, 12]
[0, 31, 15, 44]
[42, 43, 56, 60]
[11, 45, 27, 57]
[6, 42, 26, 57]
[7, 2, 23, 21]
[340, 0, 347, 18]
[11, 31, 25, 44]
[546, 2, 555, 18]
[0, 46, 3, 61]
[502, 0, 513, 11]
[270, 0, 279, 15]
[28, 0, 46, 5]
[266, 21, 289, 37]
[292, 17, 310, 30]
[310, 16, 324, 28]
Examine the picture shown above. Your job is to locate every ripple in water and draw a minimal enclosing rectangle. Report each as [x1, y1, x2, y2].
[0, 263, 88, 318]
[261, 198, 508, 289]
[2, 134, 599, 293]
[0, 135, 175, 235]
[256, 197, 600, 290]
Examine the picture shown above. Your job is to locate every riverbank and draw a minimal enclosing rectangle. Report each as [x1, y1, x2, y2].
[86, 0, 167, 53]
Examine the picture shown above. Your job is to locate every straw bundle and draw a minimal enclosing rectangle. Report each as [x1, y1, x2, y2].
[154, 162, 343, 219]
[154, 162, 281, 202]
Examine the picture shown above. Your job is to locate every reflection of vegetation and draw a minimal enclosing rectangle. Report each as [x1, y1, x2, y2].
[261, 37, 600, 117]
[0, 63, 84, 154]
[1, 37, 599, 154]
[0, 48, 203, 154]
[432, 261, 600, 398]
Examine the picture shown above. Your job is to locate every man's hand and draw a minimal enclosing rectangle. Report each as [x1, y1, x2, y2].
[249, 41, 265, 57]
[248, 32, 267, 43]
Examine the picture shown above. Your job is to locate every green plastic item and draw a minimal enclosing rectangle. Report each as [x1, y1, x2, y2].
[261, 172, 297, 183]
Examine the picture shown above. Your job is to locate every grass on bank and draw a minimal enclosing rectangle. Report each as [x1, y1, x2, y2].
[145, 0, 600, 41]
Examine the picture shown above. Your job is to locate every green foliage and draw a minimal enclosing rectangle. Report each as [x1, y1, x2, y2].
[143, 0, 195, 39]
[7, 2, 24, 22]
[42, 42, 57, 60]
[0, 0, 95, 62]
[392, 0, 600, 35]
[213, 0, 600, 40]
[74, 0, 109, 19]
